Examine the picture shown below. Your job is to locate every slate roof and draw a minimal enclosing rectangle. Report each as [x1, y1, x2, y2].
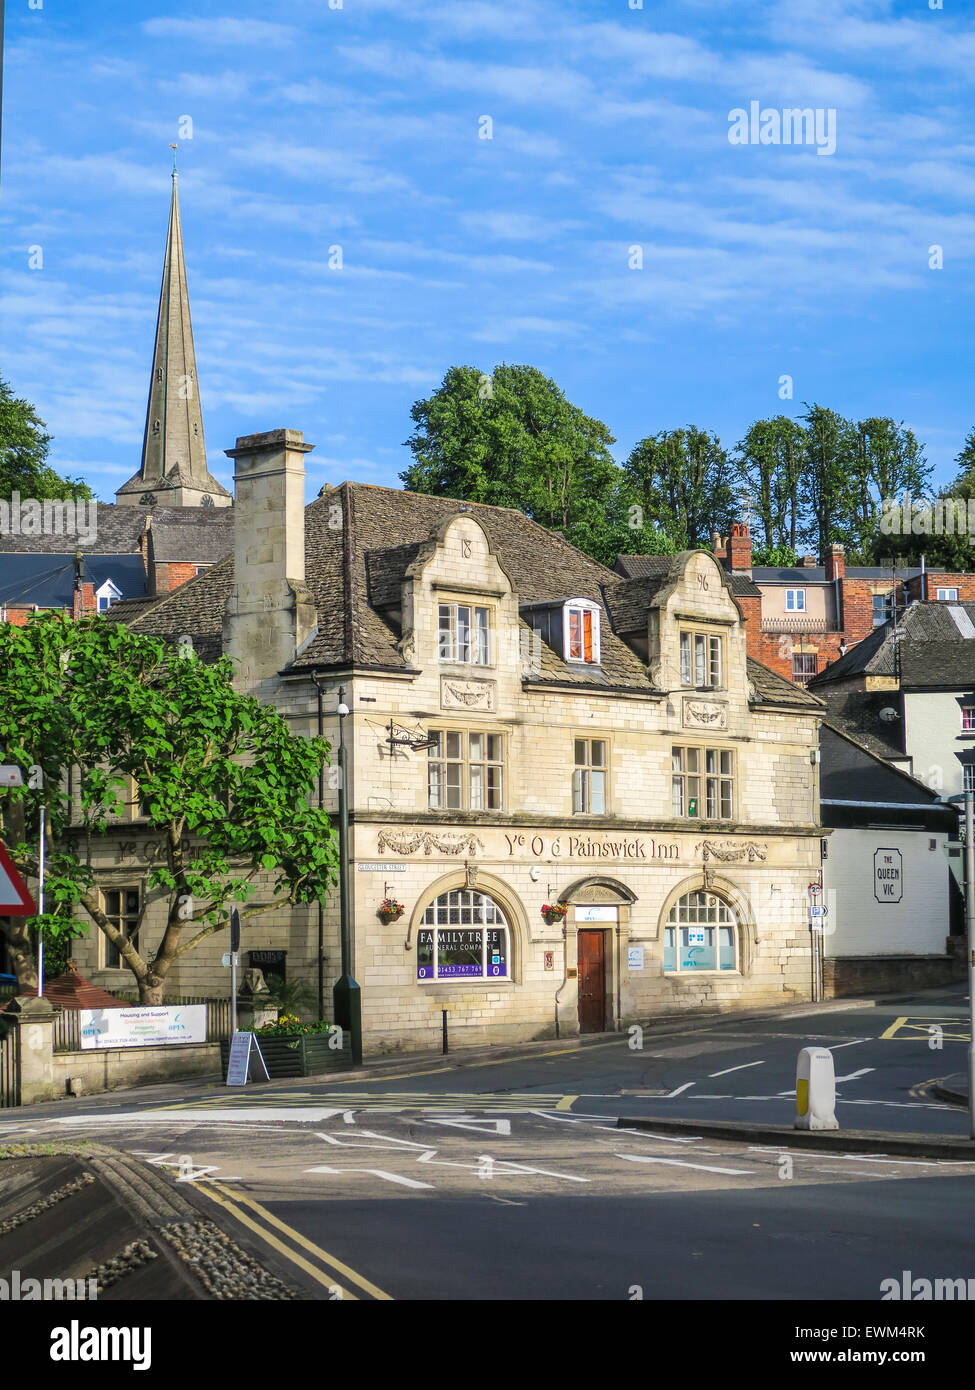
[751, 566, 921, 583]
[0, 503, 233, 558]
[811, 600, 975, 690]
[119, 482, 821, 710]
[0, 554, 147, 609]
[615, 553, 762, 599]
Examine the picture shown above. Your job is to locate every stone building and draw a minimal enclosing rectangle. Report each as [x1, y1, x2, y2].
[69, 429, 826, 1052]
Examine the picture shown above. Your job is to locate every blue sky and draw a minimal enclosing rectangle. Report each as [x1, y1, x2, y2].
[3, 0, 975, 504]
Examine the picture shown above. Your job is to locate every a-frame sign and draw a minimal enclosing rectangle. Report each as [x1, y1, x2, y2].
[0, 841, 36, 916]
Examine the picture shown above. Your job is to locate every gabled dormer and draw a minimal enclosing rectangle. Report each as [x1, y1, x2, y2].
[519, 596, 603, 668]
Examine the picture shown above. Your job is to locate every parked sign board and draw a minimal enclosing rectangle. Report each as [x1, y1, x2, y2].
[79, 1005, 207, 1050]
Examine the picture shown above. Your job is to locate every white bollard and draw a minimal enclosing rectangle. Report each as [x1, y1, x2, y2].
[794, 1046, 839, 1130]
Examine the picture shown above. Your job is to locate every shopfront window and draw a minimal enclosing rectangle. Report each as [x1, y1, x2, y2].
[416, 890, 510, 981]
[663, 891, 738, 974]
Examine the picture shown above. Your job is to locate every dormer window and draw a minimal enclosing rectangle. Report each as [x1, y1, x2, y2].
[95, 579, 123, 613]
[680, 629, 722, 688]
[564, 600, 601, 664]
[438, 603, 491, 665]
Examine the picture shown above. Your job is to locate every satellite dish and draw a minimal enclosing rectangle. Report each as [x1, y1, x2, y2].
[879, 707, 900, 723]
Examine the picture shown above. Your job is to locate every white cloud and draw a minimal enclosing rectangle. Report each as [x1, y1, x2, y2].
[142, 18, 295, 47]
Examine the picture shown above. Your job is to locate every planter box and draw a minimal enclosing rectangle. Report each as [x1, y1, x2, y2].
[220, 1030, 352, 1078]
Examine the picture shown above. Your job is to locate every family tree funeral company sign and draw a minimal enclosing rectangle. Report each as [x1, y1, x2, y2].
[874, 849, 903, 904]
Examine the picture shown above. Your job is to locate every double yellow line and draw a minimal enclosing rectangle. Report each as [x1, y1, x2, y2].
[196, 1181, 392, 1301]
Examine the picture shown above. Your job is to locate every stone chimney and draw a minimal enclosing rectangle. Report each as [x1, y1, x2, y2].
[728, 521, 752, 575]
[222, 429, 317, 691]
[825, 542, 845, 582]
[711, 529, 726, 562]
[800, 555, 818, 568]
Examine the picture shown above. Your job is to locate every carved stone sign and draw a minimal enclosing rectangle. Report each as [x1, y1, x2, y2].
[682, 697, 728, 730]
[697, 839, 767, 863]
[440, 676, 496, 711]
[377, 829, 486, 857]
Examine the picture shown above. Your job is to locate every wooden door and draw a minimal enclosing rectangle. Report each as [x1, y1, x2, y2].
[577, 929, 606, 1034]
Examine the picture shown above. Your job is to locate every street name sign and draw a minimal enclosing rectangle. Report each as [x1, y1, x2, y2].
[0, 841, 35, 916]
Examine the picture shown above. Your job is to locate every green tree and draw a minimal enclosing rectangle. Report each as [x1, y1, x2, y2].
[0, 376, 92, 500]
[0, 614, 338, 1002]
[564, 479, 677, 568]
[734, 416, 805, 552]
[847, 417, 931, 559]
[622, 427, 735, 549]
[799, 404, 855, 558]
[401, 364, 618, 531]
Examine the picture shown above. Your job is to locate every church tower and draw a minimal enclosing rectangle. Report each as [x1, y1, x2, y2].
[116, 159, 232, 508]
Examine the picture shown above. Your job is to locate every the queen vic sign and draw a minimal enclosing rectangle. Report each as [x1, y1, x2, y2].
[874, 849, 903, 904]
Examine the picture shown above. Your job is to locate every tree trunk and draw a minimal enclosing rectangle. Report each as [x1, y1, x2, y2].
[1, 919, 38, 991]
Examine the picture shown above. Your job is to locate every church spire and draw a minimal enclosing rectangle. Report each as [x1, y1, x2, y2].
[116, 154, 231, 508]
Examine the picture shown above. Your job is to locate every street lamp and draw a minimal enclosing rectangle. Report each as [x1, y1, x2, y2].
[333, 689, 362, 1064]
[946, 790, 975, 1140]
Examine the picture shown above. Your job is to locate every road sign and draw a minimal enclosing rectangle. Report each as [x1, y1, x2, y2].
[230, 907, 241, 953]
[0, 840, 35, 916]
[221, 952, 240, 968]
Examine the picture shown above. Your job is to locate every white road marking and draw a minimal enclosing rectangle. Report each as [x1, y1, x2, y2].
[616, 1153, 751, 1176]
[709, 1061, 765, 1077]
[415, 1151, 589, 1183]
[666, 1083, 696, 1098]
[834, 1068, 875, 1083]
[415, 1115, 512, 1136]
[305, 1165, 434, 1189]
[313, 1129, 433, 1151]
[610, 1128, 699, 1143]
[49, 1107, 352, 1126]
[829, 1039, 872, 1049]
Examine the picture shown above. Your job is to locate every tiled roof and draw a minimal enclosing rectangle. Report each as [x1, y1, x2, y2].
[120, 482, 822, 710]
[148, 514, 233, 564]
[2, 970, 127, 1012]
[752, 566, 921, 583]
[0, 503, 232, 557]
[811, 600, 975, 689]
[615, 553, 762, 599]
[0, 553, 147, 609]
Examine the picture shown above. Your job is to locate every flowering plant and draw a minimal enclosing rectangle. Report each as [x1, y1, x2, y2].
[541, 902, 568, 920]
[378, 897, 405, 920]
[255, 1013, 334, 1037]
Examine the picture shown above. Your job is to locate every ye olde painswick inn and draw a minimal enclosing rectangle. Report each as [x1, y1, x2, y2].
[74, 426, 825, 1052]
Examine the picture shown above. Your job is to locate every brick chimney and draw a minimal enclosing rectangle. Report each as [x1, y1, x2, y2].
[825, 543, 845, 582]
[72, 553, 95, 618]
[728, 521, 752, 575]
[222, 429, 317, 691]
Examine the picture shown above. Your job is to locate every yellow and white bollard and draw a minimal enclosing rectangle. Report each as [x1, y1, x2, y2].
[795, 1046, 839, 1130]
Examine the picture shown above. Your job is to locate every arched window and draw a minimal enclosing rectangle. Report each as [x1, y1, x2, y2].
[416, 890, 510, 982]
[664, 891, 738, 974]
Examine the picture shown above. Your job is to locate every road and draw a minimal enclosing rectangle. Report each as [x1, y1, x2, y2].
[2, 986, 974, 1301]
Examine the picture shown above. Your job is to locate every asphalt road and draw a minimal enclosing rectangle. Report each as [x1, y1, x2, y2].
[2, 986, 974, 1301]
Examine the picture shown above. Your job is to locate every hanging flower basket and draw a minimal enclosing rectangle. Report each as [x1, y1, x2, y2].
[378, 898, 405, 924]
[541, 902, 568, 924]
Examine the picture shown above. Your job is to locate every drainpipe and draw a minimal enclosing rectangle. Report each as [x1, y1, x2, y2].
[310, 670, 327, 1022]
[615, 923, 622, 1031]
[553, 922, 570, 1039]
[921, 554, 927, 601]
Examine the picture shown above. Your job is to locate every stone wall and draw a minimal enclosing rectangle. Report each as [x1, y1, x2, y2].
[52, 1042, 220, 1098]
[823, 950, 963, 998]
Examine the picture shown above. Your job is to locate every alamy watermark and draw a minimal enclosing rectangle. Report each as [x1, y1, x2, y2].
[880, 495, 975, 542]
[728, 102, 837, 156]
[0, 493, 98, 544]
[0, 1269, 97, 1300]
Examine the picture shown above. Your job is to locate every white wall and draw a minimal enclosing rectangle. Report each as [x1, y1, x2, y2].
[904, 691, 968, 798]
[823, 826, 950, 957]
